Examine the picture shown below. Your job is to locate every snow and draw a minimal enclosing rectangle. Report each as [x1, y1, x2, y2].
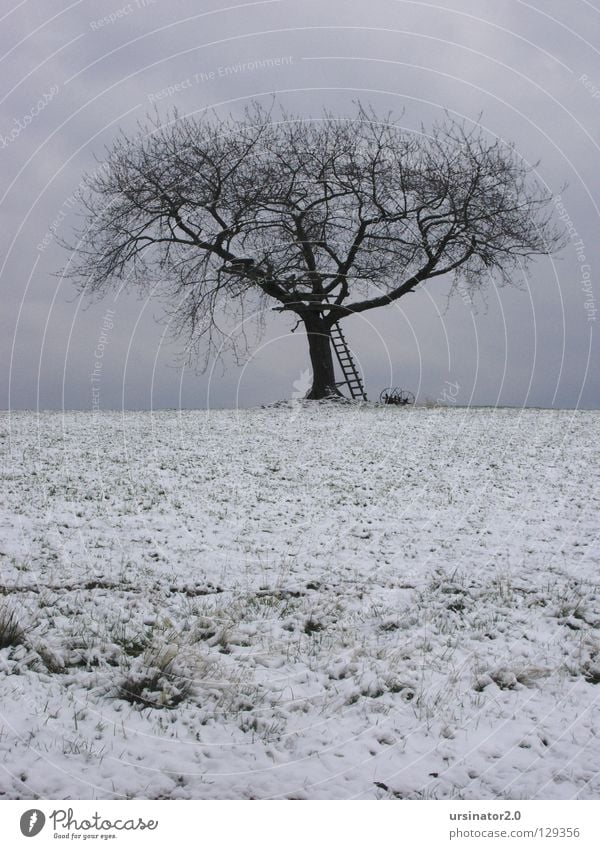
[0, 405, 598, 799]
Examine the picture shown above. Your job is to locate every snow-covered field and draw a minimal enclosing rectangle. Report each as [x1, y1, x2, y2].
[0, 405, 598, 800]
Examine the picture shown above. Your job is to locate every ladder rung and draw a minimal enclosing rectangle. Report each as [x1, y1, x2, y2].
[329, 319, 367, 400]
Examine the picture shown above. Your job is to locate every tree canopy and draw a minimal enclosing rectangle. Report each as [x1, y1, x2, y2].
[65, 102, 563, 398]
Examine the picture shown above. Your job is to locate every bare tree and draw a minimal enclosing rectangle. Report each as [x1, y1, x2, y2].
[65, 102, 563, 399]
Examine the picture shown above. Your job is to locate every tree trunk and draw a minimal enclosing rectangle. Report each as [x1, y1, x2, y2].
[303, 313, 341, 399]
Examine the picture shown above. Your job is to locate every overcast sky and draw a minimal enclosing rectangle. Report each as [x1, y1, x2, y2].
[1, 0, 599, 410]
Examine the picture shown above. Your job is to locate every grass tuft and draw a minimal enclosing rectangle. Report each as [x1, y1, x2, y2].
[0, 605, 25, 649]
[116, 647, 192, 709]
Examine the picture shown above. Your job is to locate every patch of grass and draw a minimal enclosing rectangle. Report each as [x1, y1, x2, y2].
[116, 647, 192, 709]
[63, 737, 106, 760]
[374, 781, 405, 798]
[35, 644, 65, 673]
[239, 713, 285, 742]
[385, 677, 415, 698]
[243, 592, 300, 620]
[446, 598, 466, 613]
[361, 680, 385, 698]
[110, 622, 153, 658]
[581, 660, 600, 685]
[0, 605, 25, 649]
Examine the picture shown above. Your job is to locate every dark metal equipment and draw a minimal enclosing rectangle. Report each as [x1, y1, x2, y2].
[379, 387, 415, 406]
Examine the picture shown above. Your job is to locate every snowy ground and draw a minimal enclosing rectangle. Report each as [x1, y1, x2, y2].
[0, 405, 599, 800]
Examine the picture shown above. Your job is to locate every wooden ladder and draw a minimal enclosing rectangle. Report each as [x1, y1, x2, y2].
[330, 321, 368, 401]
